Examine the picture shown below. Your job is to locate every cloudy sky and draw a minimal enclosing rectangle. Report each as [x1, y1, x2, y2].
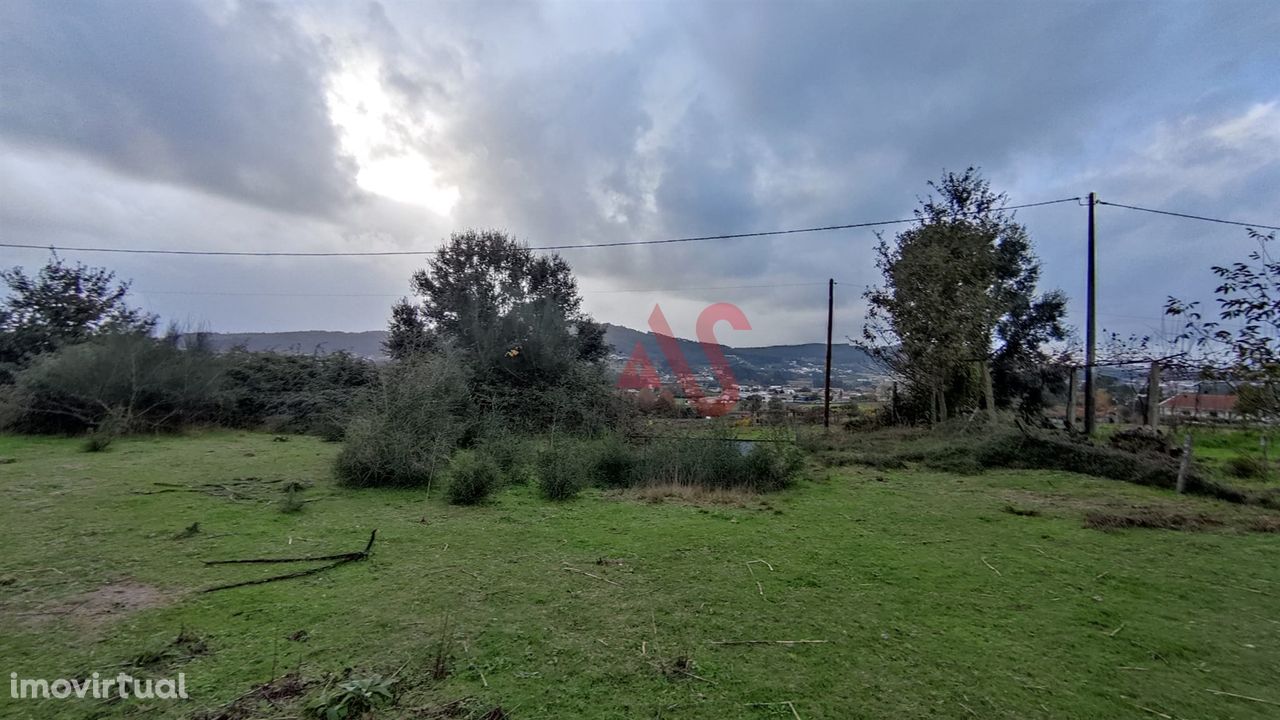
[2, 0, 1277, 348]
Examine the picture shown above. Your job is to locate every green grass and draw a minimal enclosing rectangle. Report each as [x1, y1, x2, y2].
[2, 431, 1279, 719]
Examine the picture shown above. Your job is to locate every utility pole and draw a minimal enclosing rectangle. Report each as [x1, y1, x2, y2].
[1084, 192, 1098, 436]
[824, 278, 834, 430]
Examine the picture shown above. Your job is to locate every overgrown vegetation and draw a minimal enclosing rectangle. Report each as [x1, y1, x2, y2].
[0, 260, 379, 439]
[333, 356, 468, 489]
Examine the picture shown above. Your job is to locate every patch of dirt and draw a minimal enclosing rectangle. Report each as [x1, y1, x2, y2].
[18, 581, 173, 629]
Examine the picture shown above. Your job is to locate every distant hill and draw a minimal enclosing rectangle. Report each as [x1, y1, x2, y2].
[203, 330, 388, 358]
[202, 323, 879, 385]
[600, 324, 876, 386]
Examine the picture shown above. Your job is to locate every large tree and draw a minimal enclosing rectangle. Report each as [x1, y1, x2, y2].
[389, 230, 610, 428]
[862, 169, 1067, 421]
[0, 256, 156, 381]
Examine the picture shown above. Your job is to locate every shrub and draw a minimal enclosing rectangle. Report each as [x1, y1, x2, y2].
[740, 442, 805, 491]
[82, 430, 114, 453]
[587, 435, 636, 488]
[5, 333, 223, 434]
[334, 357, 468, 489]
[627, 432, 804, 492]
[216, 350, 377, 436]
[474, 429, 535, 485]
[278, 481, 306, 513]
[537, 441, 585, 501]
[633, 435, 740, 488]
[445, 449, 500, 505]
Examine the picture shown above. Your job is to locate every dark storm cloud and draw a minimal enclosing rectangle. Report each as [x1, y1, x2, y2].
[0, 0, 354, 215]
[0, 0, 1276, 341]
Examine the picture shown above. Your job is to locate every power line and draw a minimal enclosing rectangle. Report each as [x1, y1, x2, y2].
[0, 197, 1082, 258]
[134, 281, 831, 298]
[1097, 200, 1280, 232]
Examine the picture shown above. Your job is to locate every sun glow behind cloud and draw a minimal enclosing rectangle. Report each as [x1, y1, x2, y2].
[326, 59, 459, 216]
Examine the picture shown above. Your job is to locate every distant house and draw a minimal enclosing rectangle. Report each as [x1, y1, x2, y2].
[1158, 393, 1239, 421]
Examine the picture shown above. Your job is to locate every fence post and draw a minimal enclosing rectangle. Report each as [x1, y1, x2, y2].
[1145, 361, 1161, 428]
[1176, 433, 1192, 494]
[1065, 367, 1078, 431]
[1262, 435, 1270, 483]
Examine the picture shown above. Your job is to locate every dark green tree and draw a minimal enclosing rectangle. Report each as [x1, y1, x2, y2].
[392, 230, 611, 430]
[407, 229, 604, 361]
[862, 169, 1066, 420]
[383, 298, 433, 361]
[0, 256, 156, 381]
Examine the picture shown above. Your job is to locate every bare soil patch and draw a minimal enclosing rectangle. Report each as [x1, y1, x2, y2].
[14, 580, 172, 629]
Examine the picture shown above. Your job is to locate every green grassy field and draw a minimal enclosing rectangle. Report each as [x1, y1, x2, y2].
[2, 431, 1279, 719]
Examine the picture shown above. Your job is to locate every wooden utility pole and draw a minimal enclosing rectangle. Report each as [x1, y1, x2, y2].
[823, 278, 834, 430]
[1144, 360, 1161, 427]
[1065, 367, 1078, 431]
[1084, 192, 1098, 435]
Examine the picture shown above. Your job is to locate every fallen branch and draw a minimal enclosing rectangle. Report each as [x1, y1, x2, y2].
[202, 530, 376, 593]
[981, 557, 1002, 577]
[1107, 623, 1126, 637]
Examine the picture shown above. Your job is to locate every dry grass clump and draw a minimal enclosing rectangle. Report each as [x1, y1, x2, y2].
[625, 482, 764, 507]
[1083, 508, 1223, 532]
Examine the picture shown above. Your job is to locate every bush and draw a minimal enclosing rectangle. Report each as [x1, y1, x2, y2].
[474, 429, 535, 485]
[82, 411, 124, 452]
[82, 430, 114, 452]
[216, 350, 377, 436]
[4, 333, 223, 434]
[628, 432, 804, 492]
[537, 441, 585, 501]
[587, 435, 636, 488]
[740, 442, 805, 491]
[445, 449, 500, 505]
[334, 357, 468, 489]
